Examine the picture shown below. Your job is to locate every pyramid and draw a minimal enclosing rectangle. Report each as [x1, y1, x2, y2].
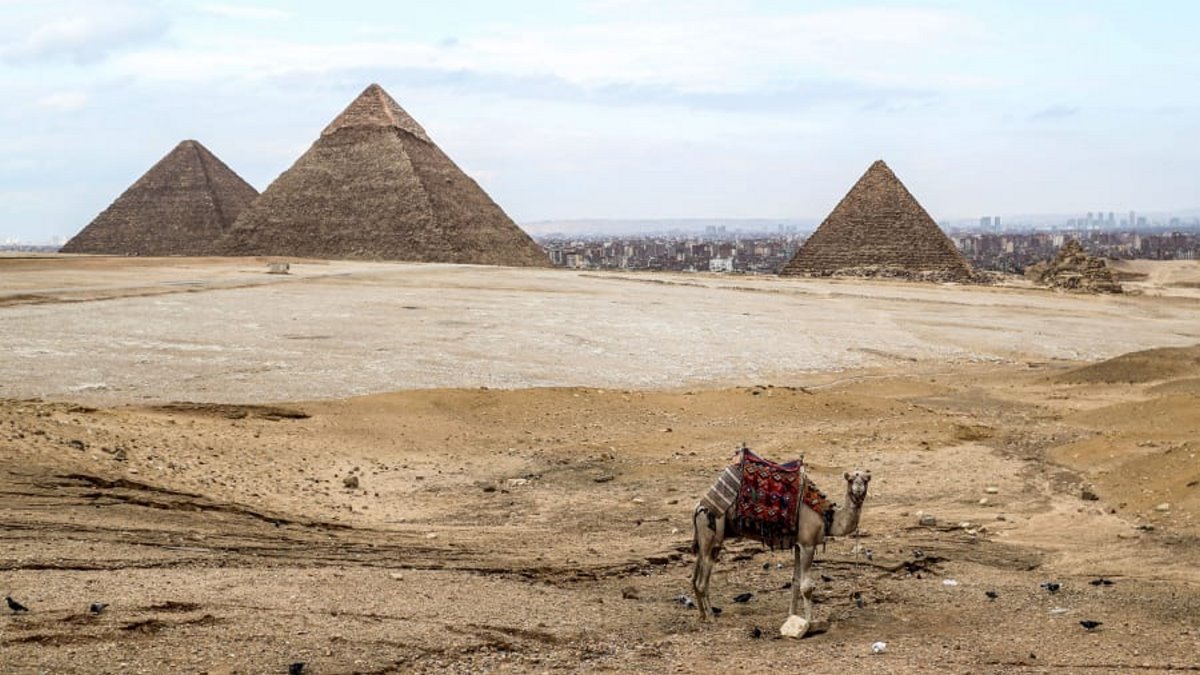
[217, 83, 550, 266]
[781, 160, 972, 281]
[61, 140, 259, 256]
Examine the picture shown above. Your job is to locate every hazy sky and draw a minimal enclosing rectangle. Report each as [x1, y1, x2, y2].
[2, 1, 1198, 242]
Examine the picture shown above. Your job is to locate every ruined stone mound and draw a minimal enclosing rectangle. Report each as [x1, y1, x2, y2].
[216, 84, 550, 267]
[1054, 344, 1200, 384]
[61, 140, 259, 256]
[1025, 239, 1122, 293]
[781, 160, 972, 282]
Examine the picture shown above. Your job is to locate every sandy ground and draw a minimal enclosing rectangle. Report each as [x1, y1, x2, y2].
[1, 256, 1199, 674]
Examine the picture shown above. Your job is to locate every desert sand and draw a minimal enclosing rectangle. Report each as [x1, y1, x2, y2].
[1, 255, 1198, 674]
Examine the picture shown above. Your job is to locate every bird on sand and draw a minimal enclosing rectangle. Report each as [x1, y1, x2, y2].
[289, 663, 306, 675]
[985, 590, 998, 601]
[89, 602, 108, 614]
[1040, 581, 1061, 593]
[1089, 577, 1114, 587]
[5, 596, 29, 613]
[1080, 620, 1103, 632]
[732, 592, 753, 603]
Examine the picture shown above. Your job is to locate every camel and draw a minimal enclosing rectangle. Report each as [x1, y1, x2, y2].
[691, 451, 870, 637]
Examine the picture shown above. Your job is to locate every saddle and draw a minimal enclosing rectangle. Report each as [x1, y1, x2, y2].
[733, 448, 804, 549]
[698, 447, 836, 549]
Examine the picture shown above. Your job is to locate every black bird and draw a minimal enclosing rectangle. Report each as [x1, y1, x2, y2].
[780, 581, 792, 590]
[289, 663, 306, 675]
[732, 592, 753, 603]
[711, 606, 723, 616]
[852, 591, 865, 609]
[5, 596, 28, 613]
[749, 626, 763, 639]
[1080, 620, 1103, 632]
[675, 594, 696, 609]
[820, 574, 834, 583]
[762, 562, 770, 570]
[985, 590, 998, 601]
[89, 602, 108, 614]
[1089, 577, 1114, 587]
[1040, 581, 1061, 594]
[864, 548, 874, 561]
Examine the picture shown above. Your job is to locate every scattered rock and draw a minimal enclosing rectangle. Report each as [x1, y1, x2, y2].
[1154, 502, 1171, 512]
[780, 614, 808, 639]
[1081, 486, 1100, 501]
[871, 641, 888, 654]
[342, 475, 359, 489]
[918, 513, 937, 526]
[1026, 239, 1123, 293]
[593, 474, 615, 483]
[984, 486, 999, 494]
[621, 586, 639, 600]
[942, 579, 959, 587]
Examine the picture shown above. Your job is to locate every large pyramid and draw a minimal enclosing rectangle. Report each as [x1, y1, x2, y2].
[217, 83, 550, 266]
[781, 160, 972, 281]
[61, 140, 259, 255]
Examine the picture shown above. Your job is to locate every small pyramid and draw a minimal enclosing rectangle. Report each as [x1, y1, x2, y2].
[61, 140, 259, 256]
[782, 160, 972, 281]
[217, 83, 550, 266]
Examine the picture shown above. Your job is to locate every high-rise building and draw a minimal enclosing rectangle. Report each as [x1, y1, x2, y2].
[980, 216, 993, 229]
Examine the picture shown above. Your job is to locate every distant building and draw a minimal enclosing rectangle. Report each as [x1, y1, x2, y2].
[709, 257, 734, 272]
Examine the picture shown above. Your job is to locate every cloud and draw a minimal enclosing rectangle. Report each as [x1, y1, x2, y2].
[1030, 104, 1080, 121]
[107, 5, 984, 100]
[1, 4, 169, 65]
[36, 90, 88, 111]
[197, 4, 292, 21]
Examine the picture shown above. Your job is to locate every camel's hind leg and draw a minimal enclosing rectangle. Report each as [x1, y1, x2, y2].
[691, 507, 724, 621]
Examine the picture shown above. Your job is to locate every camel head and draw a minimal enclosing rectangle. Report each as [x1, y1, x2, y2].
[843, 470, 871, 506]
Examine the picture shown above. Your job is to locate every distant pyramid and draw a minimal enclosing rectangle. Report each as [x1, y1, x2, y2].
[217, 83, 550, 266]
[781, 160, 972, 281]
[61, 140, 258, 256]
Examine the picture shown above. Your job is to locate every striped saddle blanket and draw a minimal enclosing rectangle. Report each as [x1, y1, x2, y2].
[699, 447, 832, 549]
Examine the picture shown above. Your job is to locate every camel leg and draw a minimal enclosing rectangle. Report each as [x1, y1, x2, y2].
[691, 508, 723, 621]
[797, 544, 817, 623]
[789, 544, 803, 616]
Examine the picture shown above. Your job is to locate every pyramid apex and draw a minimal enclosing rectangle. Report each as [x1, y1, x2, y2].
[321, 83, 430, 142]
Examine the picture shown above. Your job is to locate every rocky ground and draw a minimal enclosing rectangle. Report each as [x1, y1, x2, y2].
[1, 256, 1198, 673]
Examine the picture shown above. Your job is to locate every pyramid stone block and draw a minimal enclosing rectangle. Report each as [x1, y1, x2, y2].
[61, 140, 258, 256]
[217, 84, 549, 267]
[782, 160, 972, 281]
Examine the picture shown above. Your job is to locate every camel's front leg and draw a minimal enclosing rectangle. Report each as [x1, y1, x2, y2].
[691, 508, 722, 621]
[797, 544, 817, 623]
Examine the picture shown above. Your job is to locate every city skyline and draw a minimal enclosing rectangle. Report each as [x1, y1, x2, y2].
[2, 1, 1199, 244]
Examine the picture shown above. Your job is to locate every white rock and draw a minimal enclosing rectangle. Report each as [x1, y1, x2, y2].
[871, 641, 888, 654]
[979, 498, 990, 506]
[985, 486, 1000, 494]
[780, 615, 809, 639]
[942, 579, 959, 587]
[1049, 607, 1069, 615]
[389, 572, 404, 581]
[1155, 503, 1171, 512]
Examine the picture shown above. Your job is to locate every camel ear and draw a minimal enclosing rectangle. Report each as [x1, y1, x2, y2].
[863, 472, 872, 482]
[843, 471, 851, 481]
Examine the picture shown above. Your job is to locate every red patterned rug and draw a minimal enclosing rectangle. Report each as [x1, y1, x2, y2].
[734, 449, 803, 549]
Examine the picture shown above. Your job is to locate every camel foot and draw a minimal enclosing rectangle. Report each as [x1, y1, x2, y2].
[780, 615, 809, 639]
